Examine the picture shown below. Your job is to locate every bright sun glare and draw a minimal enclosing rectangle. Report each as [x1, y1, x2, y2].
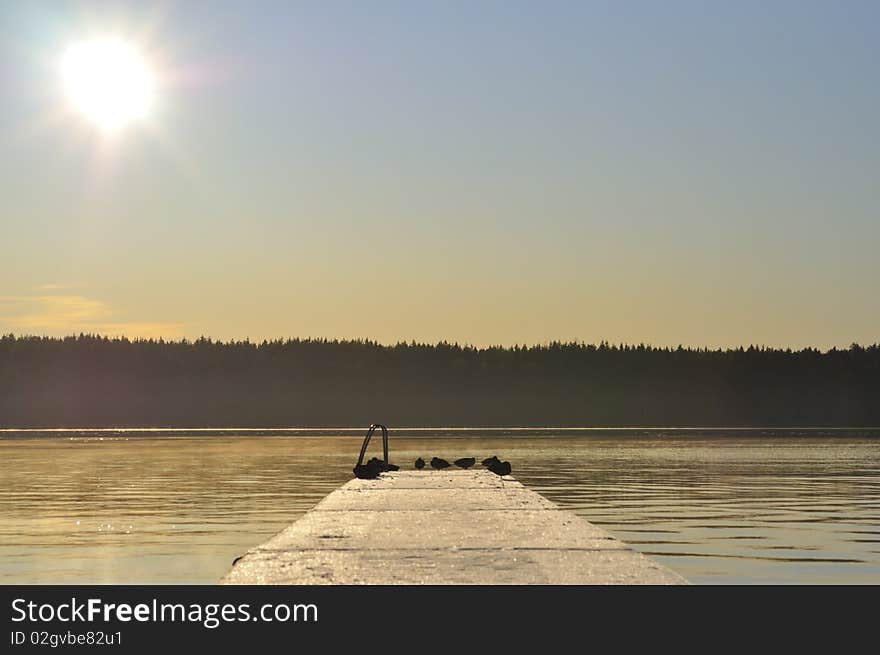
[62, 38, 154, 132]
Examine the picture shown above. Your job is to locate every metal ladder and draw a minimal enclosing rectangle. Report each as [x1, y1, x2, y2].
[352, 423, 390, 479]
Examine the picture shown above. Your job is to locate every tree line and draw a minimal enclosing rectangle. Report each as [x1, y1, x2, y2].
[1, 334, 878, 428]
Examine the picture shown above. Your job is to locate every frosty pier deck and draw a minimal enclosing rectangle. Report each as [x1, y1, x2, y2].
[222, 469, 687, 584]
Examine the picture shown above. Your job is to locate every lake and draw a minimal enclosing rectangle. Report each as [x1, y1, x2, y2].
[1, 428, 878, 584]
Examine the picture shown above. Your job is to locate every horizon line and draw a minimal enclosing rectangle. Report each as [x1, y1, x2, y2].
[2, 332, 878, 354]
[2, 426, 879, 433]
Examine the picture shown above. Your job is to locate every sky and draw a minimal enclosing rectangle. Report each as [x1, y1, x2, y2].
[1, 1, 878, 348]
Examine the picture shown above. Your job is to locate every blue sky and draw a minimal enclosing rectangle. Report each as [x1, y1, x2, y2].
[1, 1, 878, 347]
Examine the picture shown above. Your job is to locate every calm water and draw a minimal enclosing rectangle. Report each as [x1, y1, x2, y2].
[1, 429, 879, 584]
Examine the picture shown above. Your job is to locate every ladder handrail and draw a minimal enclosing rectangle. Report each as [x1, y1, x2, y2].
[356, 423, 388, 468]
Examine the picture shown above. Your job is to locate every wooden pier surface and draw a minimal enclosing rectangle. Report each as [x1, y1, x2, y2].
[222, 469, 687, 585]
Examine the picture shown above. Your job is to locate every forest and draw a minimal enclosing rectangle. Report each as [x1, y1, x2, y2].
[1, 334, 878, 428]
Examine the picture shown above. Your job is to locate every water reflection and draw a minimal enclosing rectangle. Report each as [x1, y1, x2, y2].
[0, 432, 878, 584]
[506, 436, 880, 584]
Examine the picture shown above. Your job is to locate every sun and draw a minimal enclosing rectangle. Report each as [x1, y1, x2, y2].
[62, 38, 155, 133]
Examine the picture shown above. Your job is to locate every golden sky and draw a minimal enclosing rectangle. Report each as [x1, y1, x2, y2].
[2, 2, 878, 348]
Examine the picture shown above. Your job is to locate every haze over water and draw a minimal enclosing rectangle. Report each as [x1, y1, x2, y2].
[1, 429, 878, 584]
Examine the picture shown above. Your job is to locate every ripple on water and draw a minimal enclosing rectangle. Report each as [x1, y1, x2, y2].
[1, 431, 879, 584]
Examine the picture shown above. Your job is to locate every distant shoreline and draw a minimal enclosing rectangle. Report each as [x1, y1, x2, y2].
[3, 335, 878, 427]
[3, 425, 880, 431]
[2, 427, 879, 439]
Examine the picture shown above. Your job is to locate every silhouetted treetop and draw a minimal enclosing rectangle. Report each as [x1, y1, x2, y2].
[1, 334, 878, 428]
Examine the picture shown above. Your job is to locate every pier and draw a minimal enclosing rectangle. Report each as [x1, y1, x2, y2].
[222, 469, 687, 584]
